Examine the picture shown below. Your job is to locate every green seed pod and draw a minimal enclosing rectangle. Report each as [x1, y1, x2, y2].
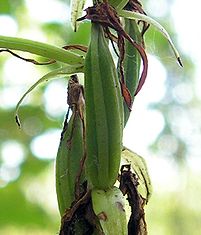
[84, 23, 123, 189]
[123, 18, 142, 126]
[56, 75, 85, 216]
[92, 187, 127, 235]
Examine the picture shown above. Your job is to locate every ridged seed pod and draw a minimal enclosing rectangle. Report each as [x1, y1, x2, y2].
[84, 23, 123, 189]
[56, 75, 85, 216]
[123, 18, 142, 125]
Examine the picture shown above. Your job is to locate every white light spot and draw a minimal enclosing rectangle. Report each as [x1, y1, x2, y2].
[22, 164, 59, 214]
[43, 80, 67, 118]
[124, 109, 164, 152]
[0, 166, 20, 185]
[172, 82, 193, 104]
[146, 155, 180, 193]
[0, 141, 24, 186]
[30, 129, 61, 160]
[171, 0, 201, 60]
[0, 15, 18, 36]
[147, 0, 168, 18]
[1, 141, 25, 168]
[137, 55, 167, 104]
[168, 106, 193, 141]
[157, 134, 178, 157]
[0, 86, 26, 108]
[25, 0, 69, 23]
[3, 57, 40, 85]
[1, 57, 43, 108]
[123, 55, 166, 153]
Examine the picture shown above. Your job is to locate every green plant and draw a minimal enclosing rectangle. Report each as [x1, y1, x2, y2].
[0, 0, 182, 234]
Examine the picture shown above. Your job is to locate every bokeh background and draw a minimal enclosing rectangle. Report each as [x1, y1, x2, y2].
[0, 0, 200, 234]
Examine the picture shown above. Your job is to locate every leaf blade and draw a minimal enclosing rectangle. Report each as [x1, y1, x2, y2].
[15, 64, 84, 127]
[0, 35, 84, 65]
[118, 9, 183, 66]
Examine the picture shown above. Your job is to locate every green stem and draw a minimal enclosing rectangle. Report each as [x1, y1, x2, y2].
[0, 35, 84, 65]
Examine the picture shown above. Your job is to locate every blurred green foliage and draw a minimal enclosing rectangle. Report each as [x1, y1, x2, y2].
[0, 0, 201, 234]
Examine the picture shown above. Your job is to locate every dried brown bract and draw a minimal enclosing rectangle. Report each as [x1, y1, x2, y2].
[78, 1, 148, 109]
[119, 165, 147, 235]
[125, 0, 150, 39]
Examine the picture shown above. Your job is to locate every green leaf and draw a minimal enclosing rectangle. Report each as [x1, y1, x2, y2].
[15, 64, 84, 126]
[0, 35, 84, 65]
[122, 147, 153, 203]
